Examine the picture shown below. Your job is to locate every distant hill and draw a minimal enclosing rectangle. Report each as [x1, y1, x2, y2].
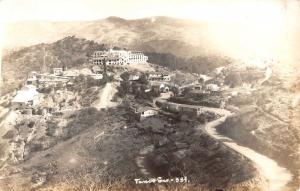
[3, 16, 228, 58]
[4, 16, 300, 69]
[1, 16, 238, 94]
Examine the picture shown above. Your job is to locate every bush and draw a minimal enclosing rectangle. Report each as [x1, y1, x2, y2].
[2, 130, 16, 139]
[224, 73, 242, 88]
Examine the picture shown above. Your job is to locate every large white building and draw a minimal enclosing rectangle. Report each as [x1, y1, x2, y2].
[92, 49, 148, 66]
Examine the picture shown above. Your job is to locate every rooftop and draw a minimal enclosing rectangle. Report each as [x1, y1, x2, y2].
[12, 86, 39, 103]
[129, 102, 157, 113]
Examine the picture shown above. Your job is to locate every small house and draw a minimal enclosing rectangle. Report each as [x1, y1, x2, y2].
[206, 84, 220, 95]
[129, 74, 140, 81]
[90, 74, 103, 80]
[53, 68, 63, 76]
[160, 102, 203, 117]
[186, 90, 210, 99]
[148, 74, 171, 82]
[26, 71, 38, 86]
[92, 65, 102, 74]
[161, 102, 180, 113]
[180, 105, 203, 117]
[11, 85, 40, 110]
[129, 106, 158, 121]
[151, 83, 170, 94]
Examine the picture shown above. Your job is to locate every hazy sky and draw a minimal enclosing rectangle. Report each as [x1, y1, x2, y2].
[0, 0, 285, 23]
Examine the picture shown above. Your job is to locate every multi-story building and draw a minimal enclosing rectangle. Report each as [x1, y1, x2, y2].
[92, 52, 123, 65]
[91, 49, 148, 66]
[148, 74, 171, 82]
[129, 51, 148, 64]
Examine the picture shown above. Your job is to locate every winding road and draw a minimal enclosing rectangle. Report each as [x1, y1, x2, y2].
[202, 108, 292, 191]
[149, 95, 293, 191]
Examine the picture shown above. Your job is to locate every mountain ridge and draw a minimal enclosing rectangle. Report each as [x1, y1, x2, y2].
[3, 16, 226, 58]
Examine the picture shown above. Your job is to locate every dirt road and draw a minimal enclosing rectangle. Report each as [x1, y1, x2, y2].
[154, 97, 293, 191]
[93, 82, 119, 109]
[202, 109, 292, 191]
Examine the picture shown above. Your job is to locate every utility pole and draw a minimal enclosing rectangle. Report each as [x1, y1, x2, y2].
[103, 57, 107, 81]
[41, 47, 47, 73]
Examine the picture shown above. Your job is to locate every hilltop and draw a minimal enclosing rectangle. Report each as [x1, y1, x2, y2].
[3, 16, 233, 58]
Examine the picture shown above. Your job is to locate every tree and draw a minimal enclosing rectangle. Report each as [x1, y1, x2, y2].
[170, 85, 180, 96]
[120, 72, 130, 81]
[224, 73, 242, 88]
[138, 73, 149, 85]
[198, 78, 205, 84]
[118, 81, 130, 97]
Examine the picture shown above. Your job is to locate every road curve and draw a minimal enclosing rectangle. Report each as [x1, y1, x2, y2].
[147, 95, 293, 190]
[155, 97, 292, 190]
[202, 108, 292, 191]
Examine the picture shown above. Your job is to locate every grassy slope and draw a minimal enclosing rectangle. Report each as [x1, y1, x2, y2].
[1, 36, 108, 94]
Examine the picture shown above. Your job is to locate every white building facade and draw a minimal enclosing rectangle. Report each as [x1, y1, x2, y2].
[129, 51, 148, 64]
[92, 49, 148, 66]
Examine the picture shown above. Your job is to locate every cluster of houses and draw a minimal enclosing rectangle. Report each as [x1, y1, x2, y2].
[126, 69, 228, 121]
[10, 48, 149, 112]
[25, 67, 103, 88]
[126, 72, 172, 97]
[128, 100, 206, 122]
[181, 74, 224, 98]
[10, 47, 228, 122]
[91, 49, 148, 66]
[183, 83, 221, 98]
[127, 73, 171, 83]
[11, 66, 103, 111]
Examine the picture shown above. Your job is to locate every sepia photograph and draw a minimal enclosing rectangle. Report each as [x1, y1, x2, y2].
[0, 0, 300, 190]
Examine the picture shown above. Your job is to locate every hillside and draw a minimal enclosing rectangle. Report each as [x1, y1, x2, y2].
[146, 52, 232, 73]
[214, 69, 300, 190]
[3, 16, 233, 58]
[1, 36, 108, 93]
[1, 36, 233, 94]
